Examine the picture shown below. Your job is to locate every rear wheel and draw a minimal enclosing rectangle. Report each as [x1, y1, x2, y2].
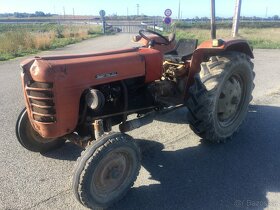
[73, 132, 141, 209]
[186, 52, 255, 142]
[15, 108, 65, 153]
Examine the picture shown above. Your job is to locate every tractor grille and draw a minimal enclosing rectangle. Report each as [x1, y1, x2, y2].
[25, 81, 56, 123]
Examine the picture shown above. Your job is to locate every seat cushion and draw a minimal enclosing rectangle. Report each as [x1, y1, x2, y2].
[164, 39, 198, 62]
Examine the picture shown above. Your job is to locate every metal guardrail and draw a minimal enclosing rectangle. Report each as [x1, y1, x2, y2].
[109, 24, 146, 33]
[104, 21, 163, 33]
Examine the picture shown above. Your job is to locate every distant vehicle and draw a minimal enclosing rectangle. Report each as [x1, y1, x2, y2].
[105, 23, 121, 33]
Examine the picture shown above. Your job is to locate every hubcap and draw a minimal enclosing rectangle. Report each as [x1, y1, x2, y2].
[217, 75, 243, 126]
[91, 148, 133, 201]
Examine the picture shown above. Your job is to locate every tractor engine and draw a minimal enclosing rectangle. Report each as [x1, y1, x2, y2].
[148, 61, 189, 104]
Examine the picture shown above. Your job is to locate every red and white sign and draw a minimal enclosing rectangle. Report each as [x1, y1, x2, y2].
[164, 9, 172, 17]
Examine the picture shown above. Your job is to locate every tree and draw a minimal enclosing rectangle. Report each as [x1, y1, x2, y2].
[273, 15, 279, 20]
[35, 11, 46, 17]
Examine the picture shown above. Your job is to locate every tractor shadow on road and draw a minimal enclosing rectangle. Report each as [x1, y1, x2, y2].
[111, 104, 280, 210]
[42, 107, 190, 161]
[42, 142, 83, 161]
[154, 106, 189, 124]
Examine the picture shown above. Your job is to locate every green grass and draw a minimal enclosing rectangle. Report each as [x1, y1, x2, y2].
[0, 23, 102, 61]
[173, 27, 280, 49]
[174, 21, 280, 30]
[0, 23, 59, 33]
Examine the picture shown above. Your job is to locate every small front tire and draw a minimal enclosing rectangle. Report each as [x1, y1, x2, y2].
[72, 132, 141, 209]
[15, 108, 65, 153]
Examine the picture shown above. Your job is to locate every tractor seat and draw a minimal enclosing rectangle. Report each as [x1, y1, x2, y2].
[164, 39, 198, 62]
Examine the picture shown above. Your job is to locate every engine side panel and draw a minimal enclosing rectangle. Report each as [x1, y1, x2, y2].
[139, 48, 163, 83]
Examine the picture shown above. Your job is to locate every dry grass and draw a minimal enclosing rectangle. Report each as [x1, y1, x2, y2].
[0, 31, 56, 54]
[0, 24, 102, 60]
[0, 31, 29, 54]
[239, 28, 280, 48]
[62, 28, 88, 39]
[33, 31, 56, 50]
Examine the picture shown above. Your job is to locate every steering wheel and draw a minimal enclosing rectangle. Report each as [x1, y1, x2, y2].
[139, 29, 170, 45]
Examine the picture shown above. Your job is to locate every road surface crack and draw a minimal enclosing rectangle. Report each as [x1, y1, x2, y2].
[23, 189, 71, 210]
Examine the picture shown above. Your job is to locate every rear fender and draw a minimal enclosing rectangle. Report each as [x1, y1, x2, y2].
[185, 39, 253, 99]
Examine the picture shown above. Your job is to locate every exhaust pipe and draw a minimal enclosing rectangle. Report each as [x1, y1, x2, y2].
[119, 105, 184, 133]
[210, 0, 216, 39]
[119, 113, 154, 133]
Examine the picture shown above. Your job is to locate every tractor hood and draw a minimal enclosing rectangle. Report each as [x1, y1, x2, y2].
[21, 48, 145, 84]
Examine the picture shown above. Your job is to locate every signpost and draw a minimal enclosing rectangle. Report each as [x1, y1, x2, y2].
[164, 9, 172, 31]
[99, 10, 106, 34]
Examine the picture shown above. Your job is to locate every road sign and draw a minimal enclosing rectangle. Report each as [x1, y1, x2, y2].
[164, 16, 172, 25]
[164, 9, 172, 17]
[99, 10, 106, 17]
[99, 10, 106, 34]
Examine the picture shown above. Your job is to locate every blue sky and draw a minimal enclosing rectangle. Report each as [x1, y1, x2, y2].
[0, 0, 279, 18]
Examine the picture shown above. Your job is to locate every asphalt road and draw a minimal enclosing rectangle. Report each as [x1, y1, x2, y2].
[0, 33, 280, 210]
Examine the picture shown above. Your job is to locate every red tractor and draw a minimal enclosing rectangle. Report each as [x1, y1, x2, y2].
[16, 25, 254, 209]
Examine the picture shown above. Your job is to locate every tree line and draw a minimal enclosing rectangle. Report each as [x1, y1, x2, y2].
[0, 12, 52, 18]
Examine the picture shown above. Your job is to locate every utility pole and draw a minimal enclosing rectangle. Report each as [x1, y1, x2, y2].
[63, 6, 65, 19]
[73, 8, 75, 19]
[136, 4, 139, 16]
[153, 16, 156, 31]
[178, 0, 181, 21]
[127, 7, 130, 33]
[232, 0, 242, 37]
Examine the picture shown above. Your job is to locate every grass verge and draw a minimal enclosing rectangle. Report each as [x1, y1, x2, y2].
[0, 23, 102, 61]
[174, 28, 280, 49]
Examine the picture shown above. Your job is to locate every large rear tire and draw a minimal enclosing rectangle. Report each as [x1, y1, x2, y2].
[15, 108, 65, 153]
[186, 52, 255, 142]
[72, 132, 141, 209]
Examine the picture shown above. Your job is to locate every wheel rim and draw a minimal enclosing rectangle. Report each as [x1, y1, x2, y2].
[90, 147, 134, 202]
[217, 74, 245, 127]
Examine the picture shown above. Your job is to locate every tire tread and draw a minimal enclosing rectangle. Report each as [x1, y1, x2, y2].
[186, 52, 255, 142]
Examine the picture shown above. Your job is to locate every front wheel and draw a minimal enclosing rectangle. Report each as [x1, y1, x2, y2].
[72, 132, 141, 209]
[15, 108, 65, 153]
[186, 52, 255, 142]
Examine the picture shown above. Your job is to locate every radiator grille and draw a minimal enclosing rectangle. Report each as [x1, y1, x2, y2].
[26, 81, 56, 123]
